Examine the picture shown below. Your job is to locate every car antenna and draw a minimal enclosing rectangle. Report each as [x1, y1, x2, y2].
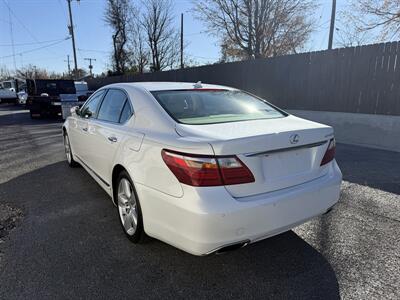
[193, 81, 202, 88]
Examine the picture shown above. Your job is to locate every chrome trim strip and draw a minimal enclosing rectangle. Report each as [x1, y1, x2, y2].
[244, 140, 327, 157]
[75, 155, 110, 187]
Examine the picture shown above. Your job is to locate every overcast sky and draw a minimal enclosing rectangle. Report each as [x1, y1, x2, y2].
[0, 0, 347, 75]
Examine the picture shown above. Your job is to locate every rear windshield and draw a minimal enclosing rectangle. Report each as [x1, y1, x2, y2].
[151, 90, 286, 125]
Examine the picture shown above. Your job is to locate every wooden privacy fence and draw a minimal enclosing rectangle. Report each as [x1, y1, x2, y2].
[87, 41, 400, 116]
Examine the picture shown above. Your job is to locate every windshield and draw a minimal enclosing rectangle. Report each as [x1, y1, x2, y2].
[151, 90, 286, 125]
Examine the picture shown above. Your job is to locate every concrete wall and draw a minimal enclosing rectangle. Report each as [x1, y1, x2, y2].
[287, 110, 400, 152]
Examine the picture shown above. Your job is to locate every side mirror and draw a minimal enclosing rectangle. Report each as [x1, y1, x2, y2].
[84, 110, 92, 118]
[71, 106, 80, 116]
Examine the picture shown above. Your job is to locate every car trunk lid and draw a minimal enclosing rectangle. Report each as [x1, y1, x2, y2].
[175, 115, 334, 197]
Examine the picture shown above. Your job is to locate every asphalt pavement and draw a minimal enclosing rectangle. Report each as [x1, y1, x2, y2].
[0, 104, 399, 299]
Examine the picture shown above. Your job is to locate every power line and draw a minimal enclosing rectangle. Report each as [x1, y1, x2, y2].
[2, 0, 41, 44]
[57, 0, 69, 24]
[78, 48, 110, 53]
[1, 0, 59, 57]
[0, 38, 70, 59]
[7, 3, 16, 70]
[184, 29, 214, 37]
[0, 38, 70, 47]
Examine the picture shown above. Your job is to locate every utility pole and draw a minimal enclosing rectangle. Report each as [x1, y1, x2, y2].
[67, 0, 79, 78]
[8, 7, 17, 72]
[328, 0, 336, 50]
[64, 55, 71, 77]
[180, 13, 184, 69]
[84, 58, 96, 76]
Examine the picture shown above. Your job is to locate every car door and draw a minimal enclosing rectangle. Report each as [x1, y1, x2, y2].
[85, 89, 135, 184]
[69, 89, 106, 161]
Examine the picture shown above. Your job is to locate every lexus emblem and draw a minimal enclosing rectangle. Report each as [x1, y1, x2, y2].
[289, 134, 299, 144]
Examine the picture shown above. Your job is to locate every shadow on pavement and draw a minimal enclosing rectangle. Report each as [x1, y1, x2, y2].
[336, 143, 400, 194]
[0, 104, 63, 126]
[0, 161, 340, 299]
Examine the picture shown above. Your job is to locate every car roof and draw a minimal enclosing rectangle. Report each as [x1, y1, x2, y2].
[106, 81, 236, 92]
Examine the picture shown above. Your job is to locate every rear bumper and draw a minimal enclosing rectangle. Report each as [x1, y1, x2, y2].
[136, 160, 342, 256]
[28, 102, 61, 114]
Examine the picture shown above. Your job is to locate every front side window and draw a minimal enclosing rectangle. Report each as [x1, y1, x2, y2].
[151, 90, 286, 125]
[80, 90, 105, 118]
[97, 89, 128, 123]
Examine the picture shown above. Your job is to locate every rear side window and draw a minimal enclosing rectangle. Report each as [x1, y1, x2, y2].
[151, 90, 285, 125]
[80, 90, 105, 118]
[97, 89, 128, 123]
[119, 101, 133, 123]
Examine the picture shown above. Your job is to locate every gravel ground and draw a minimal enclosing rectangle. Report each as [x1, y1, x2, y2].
[0, 104, 399, 299]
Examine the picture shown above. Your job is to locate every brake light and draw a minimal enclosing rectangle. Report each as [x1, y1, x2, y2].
[161, 150, 255, 187]
[321, 138, 336, 166]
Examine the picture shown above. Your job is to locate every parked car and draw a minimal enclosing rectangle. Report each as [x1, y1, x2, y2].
[62, 82, 342, 256]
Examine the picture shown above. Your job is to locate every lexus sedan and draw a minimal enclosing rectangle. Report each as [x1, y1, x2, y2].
[62, 82, 342, 255]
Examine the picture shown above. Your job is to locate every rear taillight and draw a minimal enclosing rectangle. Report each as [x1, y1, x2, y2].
[161, 150, 255, 187]
[321, 138, 336, 166]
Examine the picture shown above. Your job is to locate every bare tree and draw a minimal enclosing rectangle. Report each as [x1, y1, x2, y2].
[16, 65, 49, 79]
[104, 0, 131, 74]
[341, 0, 400, 42]
[141, 0, 180, 71]
[12, 65, 67, 79]
[127, 9, 150, 74]
[0, 65, 11, 80]
[335, 20, 371, 48]
[131, 29, 149, 73]
[194, 0, 316, 61]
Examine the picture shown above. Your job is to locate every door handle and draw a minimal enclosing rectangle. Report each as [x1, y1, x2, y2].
[108, 136, 118, 143]
[82, 127, 88, 132]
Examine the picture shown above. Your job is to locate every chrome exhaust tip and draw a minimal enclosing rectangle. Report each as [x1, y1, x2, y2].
[214, 240, 250, 255]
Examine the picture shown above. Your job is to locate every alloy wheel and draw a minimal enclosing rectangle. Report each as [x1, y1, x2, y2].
[117, 178, 138, 236]
[64, 135, 71, 164]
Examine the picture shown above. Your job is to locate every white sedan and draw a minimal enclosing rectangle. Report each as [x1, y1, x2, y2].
[62, 82, 342, 255]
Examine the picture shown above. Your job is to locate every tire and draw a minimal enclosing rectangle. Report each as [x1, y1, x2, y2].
[115, 171, 145, 243]
[63, 132, 79, 167]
